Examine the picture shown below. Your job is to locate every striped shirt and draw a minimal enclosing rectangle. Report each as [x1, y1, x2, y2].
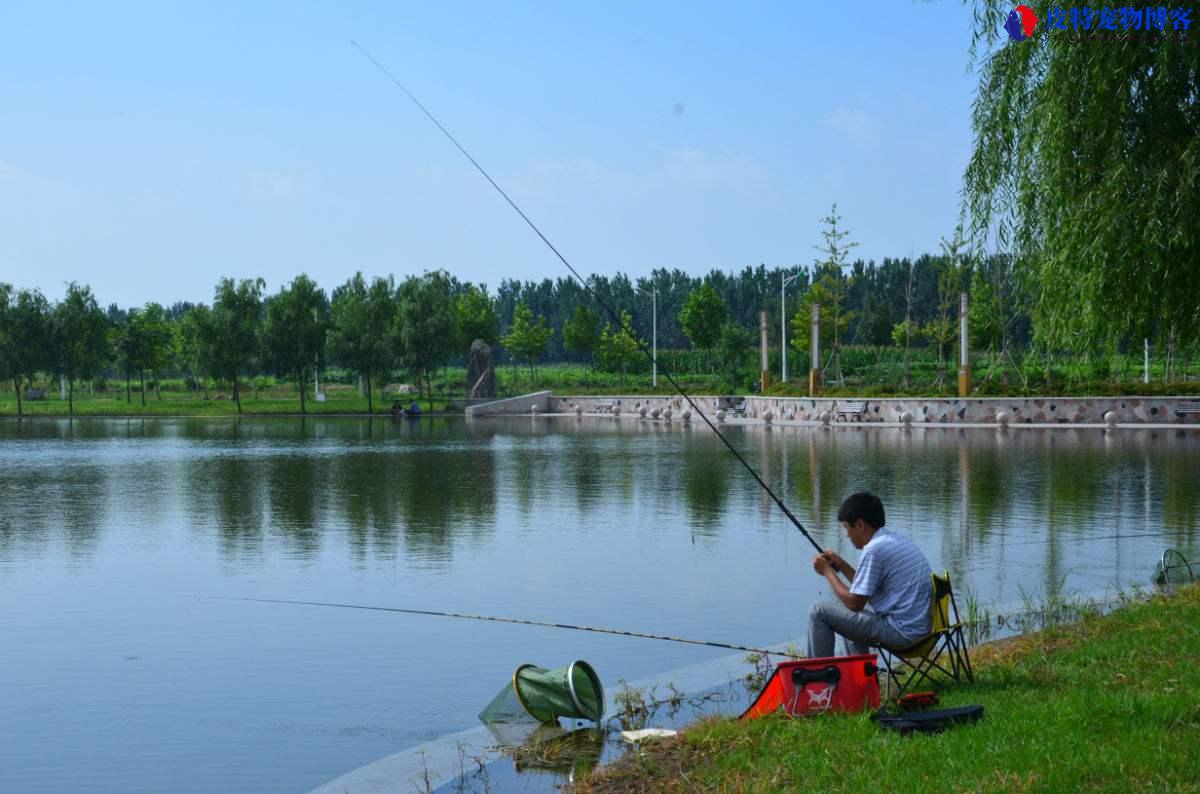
[849, 528, 933, 641]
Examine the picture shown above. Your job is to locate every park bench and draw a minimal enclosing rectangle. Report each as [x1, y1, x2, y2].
[835, 400, 868, 422]
[729, 398, 747, 418]
[25, 389, 45, 401]
[1175, 401, 1200, 419]
[594, 400, 615, 414]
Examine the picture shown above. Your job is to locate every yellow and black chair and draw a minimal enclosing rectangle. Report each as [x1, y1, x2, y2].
[876, 571, 974, 701]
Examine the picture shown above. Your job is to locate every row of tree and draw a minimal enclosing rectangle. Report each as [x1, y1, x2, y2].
[4, 188, 1197, 415]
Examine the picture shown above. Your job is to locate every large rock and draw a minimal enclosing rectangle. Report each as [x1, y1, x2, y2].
[467, 339, 496, 399]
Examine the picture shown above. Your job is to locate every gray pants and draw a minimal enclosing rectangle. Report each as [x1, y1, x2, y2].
[806, 601, 913, 659]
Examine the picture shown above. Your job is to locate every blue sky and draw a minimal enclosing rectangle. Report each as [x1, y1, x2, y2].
[1, 1, 982, 307]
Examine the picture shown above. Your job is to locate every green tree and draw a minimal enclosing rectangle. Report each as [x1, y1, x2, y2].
[261, 274, 329, 414]
[926, 227, 972, 388]
[562, 305, 601, 369]
[0, 285, 52, 416]
[455, 284, 498, 346]
[858, 291, 895, 361]
[970, 254, 1019, 386]
[396, 271, 459, 407]
[134, 303, 173, 401]
[52, 282, 109, 415]
[597, 310, 643, 385]
[964, 3, 1200, 368]
[206, 277, 265, 414]
[110, 308, 145, 404]
[179, 305, 217, 398]
[328, 273, 396, 414]
[501, 301, 554, 387]
[679, 283, 727, 360]
[715, 321, 753, 389]
[811, 203, 858, 382]
[789, 275, 849, 375]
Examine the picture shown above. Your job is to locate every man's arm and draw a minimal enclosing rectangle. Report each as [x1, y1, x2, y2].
[813, 556, 868, 612]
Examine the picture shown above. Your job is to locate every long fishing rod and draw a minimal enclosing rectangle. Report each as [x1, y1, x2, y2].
[209, 596, 802, 658]
[350, 40, 826, 557]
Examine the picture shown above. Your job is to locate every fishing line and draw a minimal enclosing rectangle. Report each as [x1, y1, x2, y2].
[350, 40, 825, 556]
[976, 527, 1200, 549]
[209, 596, 802, 658]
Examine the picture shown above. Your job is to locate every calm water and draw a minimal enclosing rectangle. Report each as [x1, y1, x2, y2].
[0, 417, 1196, 793]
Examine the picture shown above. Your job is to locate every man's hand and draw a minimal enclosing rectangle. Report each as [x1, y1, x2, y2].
[822, 550, 847, 574]
[820, 549, 856, 581]
[814, 552, 868, 613]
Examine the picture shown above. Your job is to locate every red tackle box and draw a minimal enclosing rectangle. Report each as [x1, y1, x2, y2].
[741, 654, 881, 719]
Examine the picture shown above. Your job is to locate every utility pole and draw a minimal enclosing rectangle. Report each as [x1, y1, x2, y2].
[958, 292, 971, 397]
[636, 284, 657, 387]
[759, 310, 770, 392]
[781, 268, 801, 382]
[809, 303, 821, 396]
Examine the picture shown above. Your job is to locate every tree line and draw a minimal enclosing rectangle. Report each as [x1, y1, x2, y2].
[2, 199, 1197, 416]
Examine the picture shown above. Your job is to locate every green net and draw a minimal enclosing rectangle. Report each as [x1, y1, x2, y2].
[479, 661, 605, 724]
[1155, 549, 1197, 586]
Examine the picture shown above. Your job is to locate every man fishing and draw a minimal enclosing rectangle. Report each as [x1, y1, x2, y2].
[807, 492, 932, 658]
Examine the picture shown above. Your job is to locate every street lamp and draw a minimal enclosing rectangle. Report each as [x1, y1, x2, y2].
[635, 283, 657, 388]
[780, 268, 803, 382]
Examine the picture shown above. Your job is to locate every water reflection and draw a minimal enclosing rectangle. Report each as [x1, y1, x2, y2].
[1, 419, 1197, 574]
[1, 417, 1198, 794]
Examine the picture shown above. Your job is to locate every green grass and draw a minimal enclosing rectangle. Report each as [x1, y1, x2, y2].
[4, 351, 1197, 417]
[0, 383, 418, 417]
[575, 586, 1200, 793]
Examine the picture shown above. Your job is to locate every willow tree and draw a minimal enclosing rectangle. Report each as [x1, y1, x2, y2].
[328, 273, 396, 413]
[261, 274, 329, 414]
[52, 282, 108, 415]
[205, 277, 265, 413]
[964, 4, 1200, 370]
[0, 285, 52, 416]
[396, 270, 460, 406]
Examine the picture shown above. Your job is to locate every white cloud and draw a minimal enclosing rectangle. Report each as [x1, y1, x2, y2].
[506, 147, 770, 205]
[820, 107, 882, 146]
[662, 147, 769, 192]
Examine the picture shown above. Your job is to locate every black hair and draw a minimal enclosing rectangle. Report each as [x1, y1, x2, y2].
[837, 492, 885, 529]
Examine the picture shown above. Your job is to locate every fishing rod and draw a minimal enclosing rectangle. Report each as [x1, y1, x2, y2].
[209, 596, 802, 658]
[350, 40, 826, 558]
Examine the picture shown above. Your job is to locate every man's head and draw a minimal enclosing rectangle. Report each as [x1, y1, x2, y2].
[837, 492, 885, 549]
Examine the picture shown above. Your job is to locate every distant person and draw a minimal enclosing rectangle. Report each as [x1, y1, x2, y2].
[405, 400, 422, 416]
[807, 492, 932, 658]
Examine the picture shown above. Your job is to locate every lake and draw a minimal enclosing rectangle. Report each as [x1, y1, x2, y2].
[0, 416, 1196, 793]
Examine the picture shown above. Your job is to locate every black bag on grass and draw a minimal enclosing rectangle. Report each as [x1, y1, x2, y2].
[877, 704, 984, 735]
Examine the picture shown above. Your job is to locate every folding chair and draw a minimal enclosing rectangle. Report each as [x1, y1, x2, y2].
[876, 571, 974, 703]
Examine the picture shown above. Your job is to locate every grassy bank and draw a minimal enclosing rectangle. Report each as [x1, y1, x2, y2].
[4, 358, 1199, 417]
[0, 393, 397, 417]
[576, 586, 1200, 793]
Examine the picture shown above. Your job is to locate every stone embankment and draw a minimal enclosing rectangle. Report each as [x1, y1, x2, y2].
[465, 393, 1200, 426]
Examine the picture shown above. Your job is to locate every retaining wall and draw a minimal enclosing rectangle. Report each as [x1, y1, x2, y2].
[743, 395, 1200, 424]
[500, 393, 1200, 424]
[463, 390, 551, 417]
